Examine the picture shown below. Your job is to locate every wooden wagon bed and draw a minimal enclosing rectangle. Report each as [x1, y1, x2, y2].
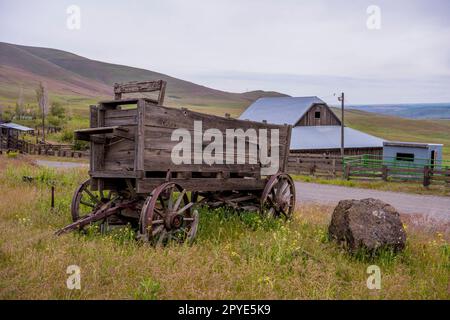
[57, 80, 296, 245]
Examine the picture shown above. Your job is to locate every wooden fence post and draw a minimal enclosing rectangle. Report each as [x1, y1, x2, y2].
[382, 165, 388, 181]
[344, 164, 351, 180]
[332, 159, 336, 177]
[423, 166, 431, 187]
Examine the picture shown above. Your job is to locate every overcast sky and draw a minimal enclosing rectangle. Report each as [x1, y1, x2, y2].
[1, 0, 450, 104]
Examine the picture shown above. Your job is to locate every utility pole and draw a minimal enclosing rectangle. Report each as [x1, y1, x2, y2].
[338, 92, 345, 157]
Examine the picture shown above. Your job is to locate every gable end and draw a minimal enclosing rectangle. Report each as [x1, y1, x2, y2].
[294, 103, 341, 126]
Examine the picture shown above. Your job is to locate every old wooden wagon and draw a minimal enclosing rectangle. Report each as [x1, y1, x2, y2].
[56, 80, 296, 245]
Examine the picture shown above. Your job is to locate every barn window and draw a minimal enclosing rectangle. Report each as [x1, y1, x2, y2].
[396, 153, 414, 162]
[314, 111, 321, 119]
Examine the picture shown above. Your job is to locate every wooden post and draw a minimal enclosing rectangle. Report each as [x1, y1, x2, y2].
[339, 92, 345, 157]
[332, 158, 336, 177]
[382, 165, 388, 181]
[344, 164, 351, 180]
[423, 165, 431, 187]
[51, 185, 55, 209]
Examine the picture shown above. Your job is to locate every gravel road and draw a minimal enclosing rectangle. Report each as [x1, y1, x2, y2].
[295, 182, 450, 222]
[35, 160, 88, 169]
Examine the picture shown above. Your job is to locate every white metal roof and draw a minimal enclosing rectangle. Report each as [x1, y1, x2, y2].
[290, 126, 385, 150]
[383, 141, 443, 148]
[0, 122, 34, 132]
[239, 96, 326, 125]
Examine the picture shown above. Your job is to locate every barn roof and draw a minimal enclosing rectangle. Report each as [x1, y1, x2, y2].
[0, 122, 34, 132]
[383, 141, 443, 148]
[239, 96, 326, 125]
[290, 126, 384, 150]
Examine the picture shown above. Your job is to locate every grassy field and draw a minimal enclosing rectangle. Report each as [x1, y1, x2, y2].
[0, 155, 448, 299]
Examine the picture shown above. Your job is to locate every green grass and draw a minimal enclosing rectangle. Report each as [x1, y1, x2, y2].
[0, 155, 448, 299]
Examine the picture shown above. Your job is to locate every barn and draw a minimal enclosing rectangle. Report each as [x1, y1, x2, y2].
[239, 96, 384, 156]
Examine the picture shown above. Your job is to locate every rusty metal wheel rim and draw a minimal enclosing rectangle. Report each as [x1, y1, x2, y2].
[140, 183, 197, 245]
[261, 173, 296, 219]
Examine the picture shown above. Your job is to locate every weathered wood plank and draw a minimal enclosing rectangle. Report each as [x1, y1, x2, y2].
[137, 177, 266, 193]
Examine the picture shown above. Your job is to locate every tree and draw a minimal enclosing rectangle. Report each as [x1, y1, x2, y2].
[50, 102, 66, 119]
[35, 82, 48, 142]
[35, 82, 49, 115]
[15, 86, 24, 119]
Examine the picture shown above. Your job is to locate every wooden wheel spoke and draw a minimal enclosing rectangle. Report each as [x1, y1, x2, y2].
[167, 186, 175, 209]
[173, 189, 186, 212]
[266, 195, 276, 206]
[154, 207, 165, 217]
[159, 194, 168, 209]
[80, 200, 95, 208]
[152, 219, 164, 225]
[278, 206, 288, 218]
[83, 188, 101, 204]
[152, 225, 164, 236]
[156, 229, 168, 246]
[176, 202, 194, 215]
[279, 181, 289, 197]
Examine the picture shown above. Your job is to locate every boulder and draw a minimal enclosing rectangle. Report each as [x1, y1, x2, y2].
[328, 198, 406, 253]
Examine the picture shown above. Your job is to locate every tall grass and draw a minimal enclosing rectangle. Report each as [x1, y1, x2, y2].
[0, 155, 448, 299]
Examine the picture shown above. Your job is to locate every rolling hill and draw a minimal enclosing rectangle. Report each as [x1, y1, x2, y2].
[0, 42, 287, 111]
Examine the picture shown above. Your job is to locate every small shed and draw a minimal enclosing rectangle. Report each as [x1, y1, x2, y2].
[383, 141, 443, 168]
[0, 122, 34, 150]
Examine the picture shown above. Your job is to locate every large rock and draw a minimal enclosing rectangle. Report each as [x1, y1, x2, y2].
[328, 198, 406, 253]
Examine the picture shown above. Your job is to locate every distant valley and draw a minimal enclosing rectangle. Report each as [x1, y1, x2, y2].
[347, 103, 450, 120]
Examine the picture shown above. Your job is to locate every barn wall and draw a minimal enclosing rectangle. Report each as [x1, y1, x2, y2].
[295, 104, 341, 126]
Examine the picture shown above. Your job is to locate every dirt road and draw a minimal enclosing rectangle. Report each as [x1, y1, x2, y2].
[295, 182, 450, 222]
[35, 160, 88, 169]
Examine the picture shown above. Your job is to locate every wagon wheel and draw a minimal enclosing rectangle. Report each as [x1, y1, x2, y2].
[260, 173, 296, 219]
[140, 182, 199, 245]
[71, 179, 114, 222]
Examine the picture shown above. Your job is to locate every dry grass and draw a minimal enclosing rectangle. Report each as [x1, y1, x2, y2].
[0, 155, 448, 300]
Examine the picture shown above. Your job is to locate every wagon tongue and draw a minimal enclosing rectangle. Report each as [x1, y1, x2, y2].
[55, 200, 136, 236]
